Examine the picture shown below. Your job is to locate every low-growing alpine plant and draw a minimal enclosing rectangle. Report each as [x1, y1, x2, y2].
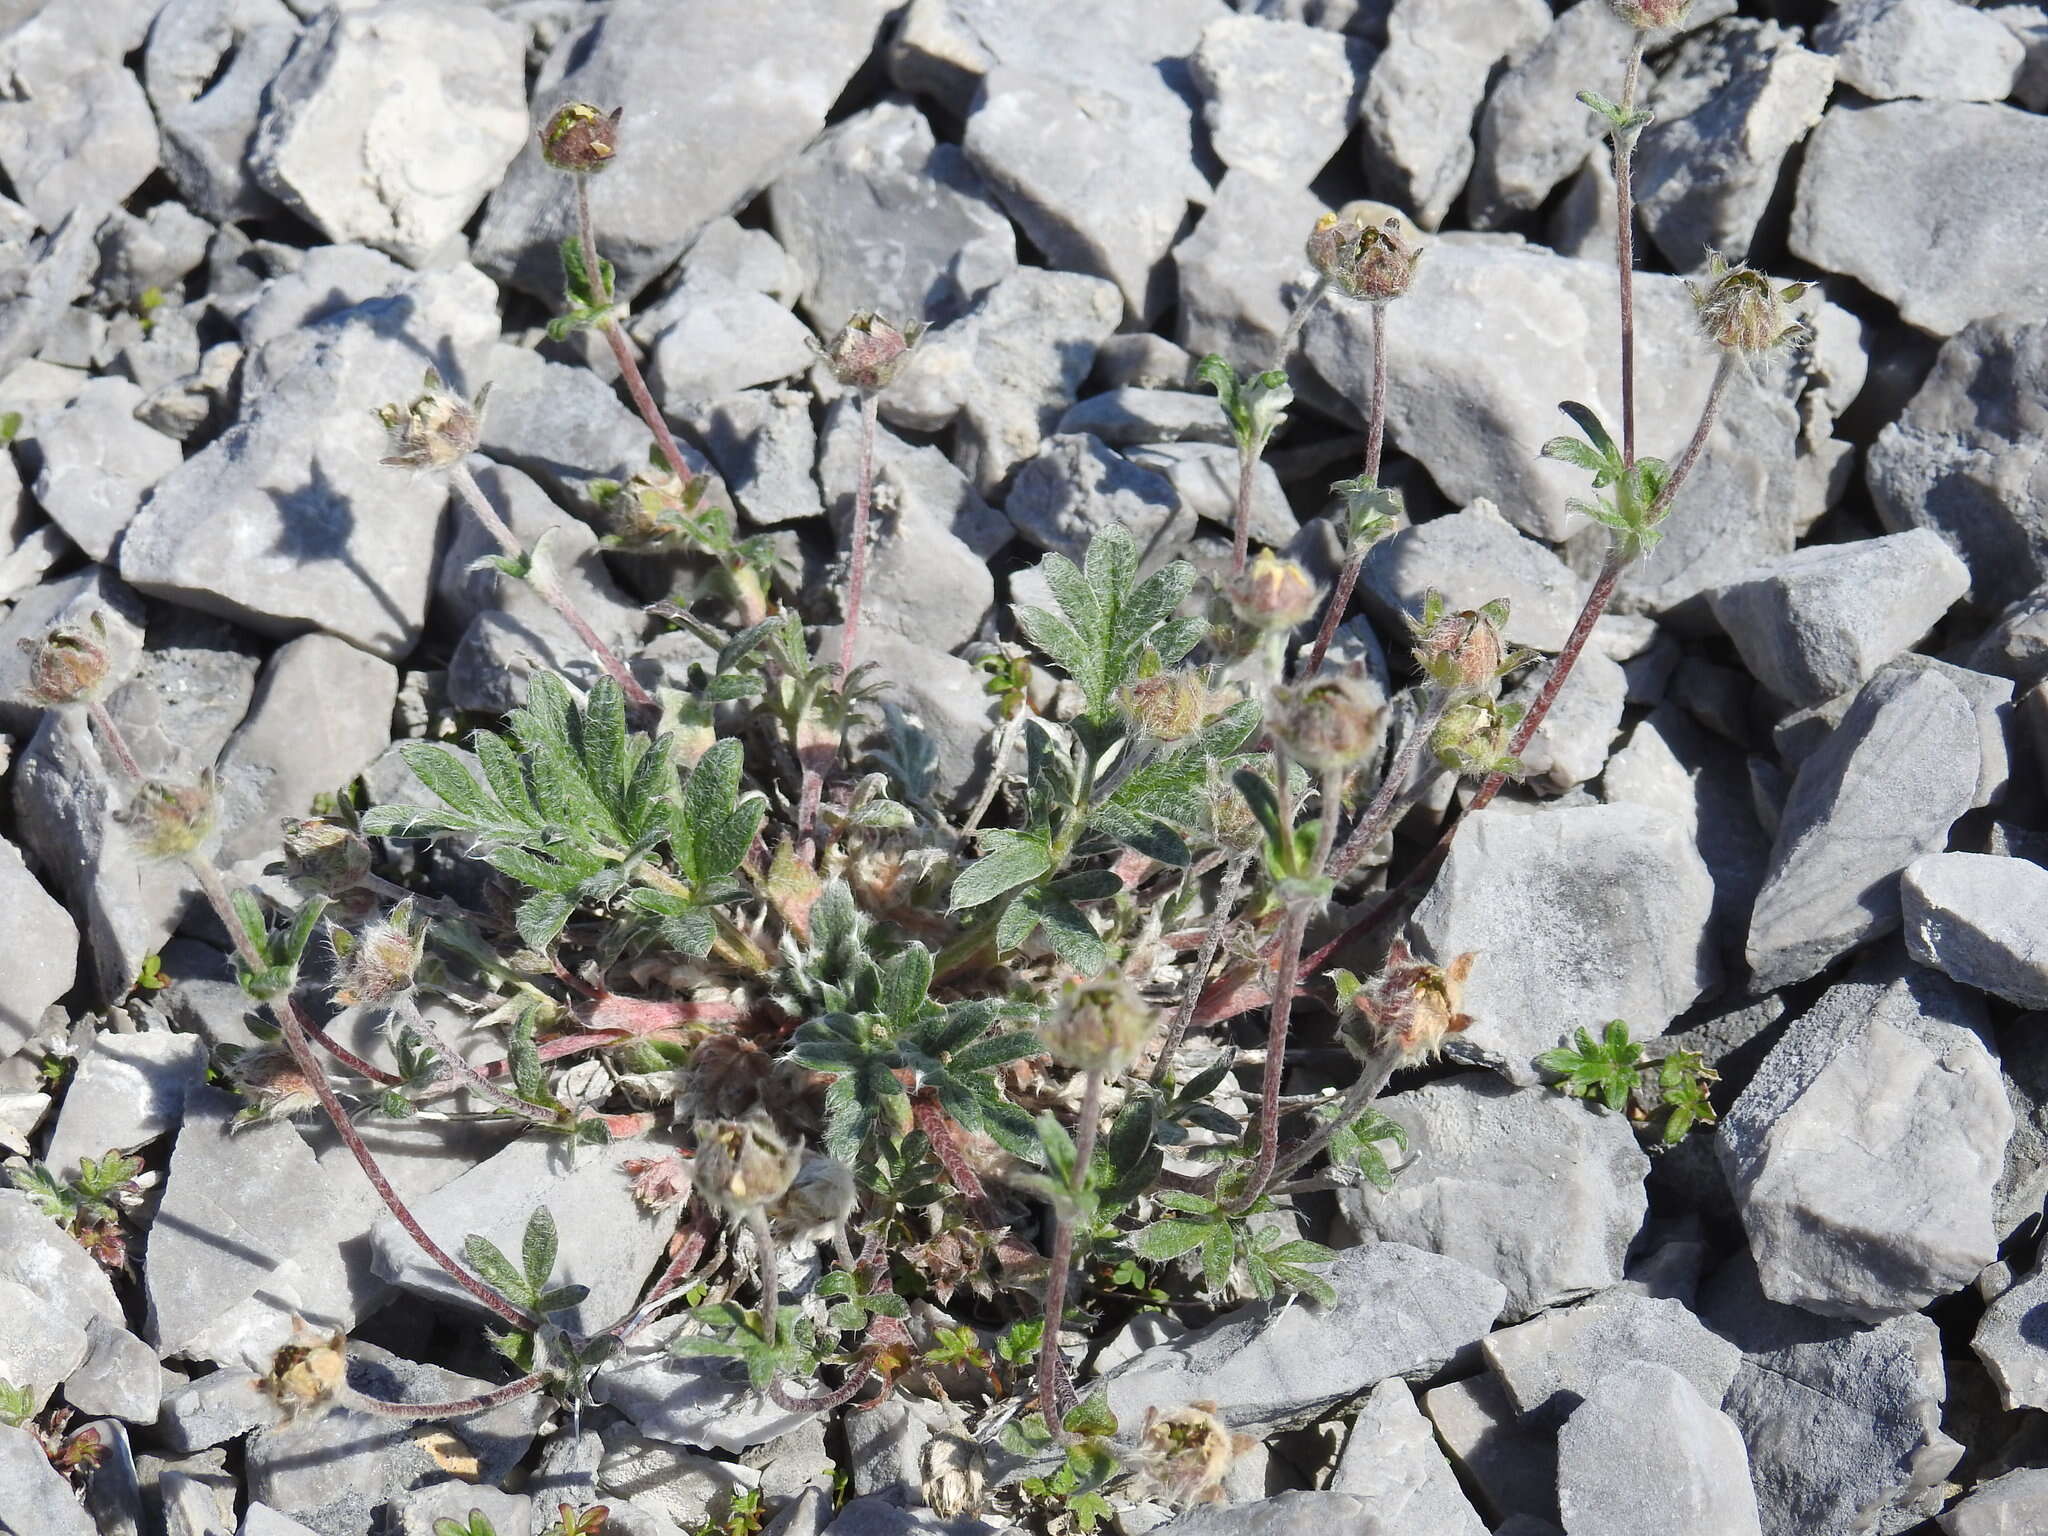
[8, 3, 1793, 1518]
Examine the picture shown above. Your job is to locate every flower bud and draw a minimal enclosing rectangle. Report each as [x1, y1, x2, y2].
[692, 1115, 802, 1214]
[822, 311, 925, 394]
[770, 1150, 858, 1239]
[257, 1319, 348, 1423]
[1122, 670, 1210, 743]
[1042, 976, 1154, 1078]
[18, 612, 112, 704]
[622, 1152, 692, 1212]
[1228, 550, 1320, 633]
[331, 899, 427, 1007]
[1685, 252, 1807, 357]
[1609, 0, 1692, 27]
[1133, 1403, 1251, 1506]
[1339, 940, 1476, 1064]
[1430, 695, 1523, 777]
[539, 102, 623, 173]
[279, 817, 373, 896]
[1306, 212, 1422, 304]
[376, 369, 485, 472]
[120, 773, 216, 861]
[1409, 592, 1512, 693]
[1265, 672, 1385, 775]
[231, 1045, 321, 1126]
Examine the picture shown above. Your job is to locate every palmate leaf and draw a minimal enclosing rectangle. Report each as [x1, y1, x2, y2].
[1014, 526, 1198, 723]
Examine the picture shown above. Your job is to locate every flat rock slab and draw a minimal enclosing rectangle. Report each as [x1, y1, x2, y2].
[1903, 852, 2048, 1008]
[1556, 1362, 1762, 1536]
[1329, 1377, 1487, 1534]
[1482, 1288, 1742, 1426]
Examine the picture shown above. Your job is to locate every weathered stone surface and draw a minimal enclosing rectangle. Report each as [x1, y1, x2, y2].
[1506, 649, 1629, 794]
[1360, 498, 1582, 653]
[645, 276, 819, 406]
[394, 1486, 534, 1536]
[1328, 1377, 1487, 1534]
[880, 268, 1122, 496]
[26, 377, 184, 563]
[1902, 853, 2048, 1008]
[1970, 587, 2048, 686]
[1126, 442, 1295, 551]
[1359, 0, 1550, 231]
[1192, 16, 1364, 186]
[1097, 1242, 1506, 1440]
[595, 1321, 820, 1454]
[0, 217, 103, 377]
[1718, 960, 2009, 1321]
[1941, 1467, 2048, 1536]
[1792, 102, 2048, 338]
[1057, 389, 1233, 448]
[1003, 435, 1194, 569]
[0, 1425, 95, 1536]
[1974, 1256, 2048, 1411]
[1339, 1079, 1649, 1320]
[680, 389, 822, 529]
[1816, 0, 2023, 102]
[0, 1276, 89, 1412]
[0, 831, 76, 1058]
[1404, 803, 1717, 1081]
[0, 8, 160, 229]
[121, 264, 500, 660]
[766, 96, 1016, 334]
[1556, 1363, 1761, 1536]
[1422, 1372, 1558, 1527]
[1701, 1254, 1959, 1536]
[66, 1314, 162, 1425]
[44, 1030, 208, 1181]
[1175, 170, 1328, 372]
[1707, 528, 1970, 708]
[145, 0, 301, 223]
[0, 1191, 123, 1335]
[1867, 315, 2048, 611]
[477, 0, 893, 303]
[1149, 1493, 1379, 1536]
[1483, 1288, 1742, 1426]
[1746, 661, 1984, 990]
[817, 397, 1010, 560]
[251, 2, 526, 264]
[1469, 0, 1635, 228]
[1995, 3, 2048, 110]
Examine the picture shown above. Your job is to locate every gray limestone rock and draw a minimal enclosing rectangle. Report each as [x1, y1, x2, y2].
[1192, 16, 1365, 186]
[1969, 587, 2048, 686]
[1815, 0, 2023, 103]
[158, 1369, 274, 1454]
[1555, 1363, 1762, 1536]
[1421, 1371, 1558, 1527]
[1702, 1255, 1960, 1536]
[1745, 661, 1985, 990]
[66, 1314, 162, 1424]
[430, 455, 633, 644]
[0, 831, 77, 1058]
[0, 8, 160, 230]
[1056, 389, 1233, 448]
[1991, 1015, 2048, 1239]
[1097, 1242, 1506, 1441]
[1174, 171, 1328, 374]
[645, 277, 819, 406]
[1091, 334, 1197, 391]
[234, 243, 407, 351]
[92, 203, 215, 311]
[830, 627, 1004, 812]
[879, 268, 1122, 497]
[1359, 0, 1551, 231]
[0, 216, 103, 377]
[1125, 442, 1296, 552]
[1706, 528, 1971, 708]
[1403, 802, 1717, 1082]
[1902, 852, 2048, 1008]
[0, 1425, 95, 1536]
[251, 3, 526, 265]
[1635, 20, 1836, 270]
[1149, 1494, 1379, 1536]
[1004, 435, 1194, 569]
[1482, 1288, 1742, 1427]
[670, 218, 805, 311]
[1328, 1378, 1487, 1534]
[145, 0, 301, 224]
[1792, 102, 2048, 338]
[120, 264, 500, 660]
[1468, 1, 1637, 228]
[1974, 1257, 2048, 1410]
[680, 389, 822, 529]
[766, 96, 1016, 335]
[44, 1029, 208, 1181]
[0, 1277, 89, 1412]
[1941, 1468, 2048, 1536]
[594, 1324, 820, 1454]
[0, 1190, 124, 1335]
[817, 396, 1010, 561]
[395, 1487, 534, 1536]
[1994, 3, 2048, 110]
[1718, 961, 2009, 1321]
[474, 0, 894, 303]
[1338, 1078, 1649, 1320]
[1507, 649, 1629, 794]
[1360, 498, 1583, 653]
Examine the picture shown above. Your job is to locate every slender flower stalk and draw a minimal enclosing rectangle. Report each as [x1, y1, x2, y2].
[349, 1372, 548, 1418]
[1613, 34, 1648, 467]
[1038, 1067, 1103, 1438]
[1324, 691, 1448, 881]
[397, 996, 557, 1125]
[85, 701, 143, 782]
[1272, 275, 1331, 373]
[836, 393, 882, 684]
[1304, 301, 1390, 678]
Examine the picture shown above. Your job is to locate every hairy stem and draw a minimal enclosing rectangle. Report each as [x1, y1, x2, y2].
[1303, 549, 1365, 681]
[85, 700, 143, 783]
[1614, 34, 1647, 468]
[1272, 275, 1331, 372]
[958, 704, 1025, 846]
[1304, 302, 1388, 679]
[1229, 439, 1260, 581]
[911, 1094, 1003, 1230]
[1326, 690, 1448, 881]
[1149, 853, 1251, 1087]
[399, 996, 555, 1125]
[749, 1205, 780, 1352]
[348, 1371, 548, 1419]
[1264, 1047, 1401, 1189]
[1038, 1067, 1102, 1437]
[836, 392, 882, 684]
[768, 1357, 877, 1415]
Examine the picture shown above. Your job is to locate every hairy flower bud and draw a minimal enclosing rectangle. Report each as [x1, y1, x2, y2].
[1685, 252, 1807, 357]
[1122, 670, 1210, 743]
[1306, 212, 1422, 304]
[622, 1152, 692, 1212]
[331, 899, 427, 1008]
[1339, 940, 1476, 1064]
[231, 1045, 321, 1126]
[822, 311, 925, 394]
[279, 817, 373, 896]
[1132, 1403, 1252, 1506]
[1266, 672, 1386, 775]
[376, 369, 486, 471]
[1228, 550, 1320, 633]
[1409, 592, 1512, 693]
[1042, 976, 1154, 1078]
[692, 1115, 802, 1214]
[1430, 695, 1524, 777]
[257, 1319, 348, 1423]
[120, 773, 216, 861]
[539, 102, 623, 173]
[1609, 0, 1692, 27]
[19, 612, 112, 704]
[770, 1150, 858, 1239]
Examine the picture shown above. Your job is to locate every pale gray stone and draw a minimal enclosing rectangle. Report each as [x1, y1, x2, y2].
[1706, 528, 1970, 708]
[1126, 442, 1296, 552]
[1057, 389, 1233, 448]
[1328, 1378, 1486, 1534]
[1816, 0, 2022, 102]
[1942, 1468, 2048, 1536]
[1993, 4, 2048, 109]
[44, 1029, 208, 1180]
[1970, 587, 2048, 686]
[766, 96, 1016, 334]
[1718, 961, 2009, 1321]
[67, 1314, 163, 1424]
[1339, 1079, 1649, 1320]
[818, 396, 1010, 560]
[474, 0, 894, 303]
[1792, 102, 2048, 338]
[0, 1276, 89, 1411]
[1149, 1494, 1379, 1536]
[1746, 662, 1985, 990]
[1421, 1372, 1557, 1527]
[1092, 334, 1196, 391]
[1174, 170, 1327, 372]
[0, 216, 102, 377]
[1507, 649, 1629, 793]
[0, 1190, 123, 1334]
[0, 8, 160, 229]
[680, 389, 822, 528]
[395, 1486, 533, 1536]
[234, 244, 407, 352]
[92, 203, 215, 310]
[1974, 1258, 2048, 1411]
[1635, 20, 1836, 270]
[1483, 1289, 1741, 1426]
[1556, 1363, 1761, 1536]
[1192, 16, 1364, 186]
[1004, 435, 1195, 570]
[0, 831, 77, 1058]
[0, 1425, 94, 1536]
[595, 1323, 820, 1454]
[672, 218, 804, 310]
[1360, 498, 1583, 653]
[879, 267, 1121, 496]
[1469, 1, 1637, 228]
[145, 0, 301, 223]
[645, 276, 819, 406]
[1903, 852, 2048, 1008]
[158, 1368, 274, 1454]
[1404, 803, 1717, 1082]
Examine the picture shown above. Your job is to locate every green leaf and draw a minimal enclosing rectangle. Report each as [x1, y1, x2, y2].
[950, 829, 1053, 911]
[1130, 1218, 1213, 1262]
[521, 1207, 558, 1295]
[464, 1234, 529, 1305]
[1063, 1394, 1118, 1439]
[1033, 896, 1108, 976]
[878, 943, 935, 1027]
[1556, 401, 1620, 472]
[399, 744, 502, 826]
[516, 890, 575, 949]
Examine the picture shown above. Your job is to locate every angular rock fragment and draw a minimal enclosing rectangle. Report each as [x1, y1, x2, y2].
[146, 0, 301, 223]
[1939, 1467, 2048, 1536]
[645, 276, 819, 406]
[1191, 16, 1365, 186]
[1815, 0, 2023, 103]
[1975, 1257, 2048, 1411]
[1360, 499, 1581, 653]
[0, 832, 77, 1058]
[1469, 0, 1637, 228]
[1329, 1378, 1487, 1534]
[1556, 1363, 1762, 1536]
[1506, 649, 1628, 793]
[817, 398, 1010, 560]
[1004, 435, 1194, 570]
[0, 8, 160, 229]
[43, 1030, 208, 1181]
[1422, 1371, 1558, 1527]
[1126, 442, 1296, 552]
[1482, 1288, 1741, 1426]
[1902, 853, 2048, 1009]
[1174, 170, 1328, 372]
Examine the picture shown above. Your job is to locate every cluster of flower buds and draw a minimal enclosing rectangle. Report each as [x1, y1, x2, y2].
[330, 898, 428, 1008]
[19, 612, 113, 705]
[278, 817, 374, 897]
[692, 1114, 803, 1216]
[1686, 252, 1808, 358]
[821, 311, 925, 395]
[1265, 672, 1386, 775]
[1430, 695, 1526, 778]
[1338, 939, 1476, 1065]
[376, 369, 487, 472]
[1609, 0, 1692, 28]
[1227, 550, 1320, 633]
[1306, 210, 1422, 305]
[539, 102, 623, 173]
[1407, 590, 1532, 702]
[1042, 975, 1154, 1079]
[1121, 669, 1212, 743]
[120, 774, 217, 861]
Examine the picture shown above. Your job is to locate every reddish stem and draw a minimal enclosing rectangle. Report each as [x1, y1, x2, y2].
[1036, 1069, 1101, 1435]
[1304, 302, 1387, 678]
[911, 1094, 1002, 1230]
[836, 393, 881, 684]
[1614, 36, 1646, 469]
[350, 1371, 547, 1418]
[85, 700, 143, 783]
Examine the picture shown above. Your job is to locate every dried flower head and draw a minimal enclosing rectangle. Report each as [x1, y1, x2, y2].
[622, 1152, 692, 1212]
[119, 773, 217, 861]
[539, 102, 623, 173]
[1042, 976, 1153, 1078]
[18, 612, 112, 704]
[921, 1433, 986, 1519]
[376, 369, 487, 471]
[256, 1319, 348, 1423]
[692, 1114, 802, 1214]
[1122, 670, 1210, 743]
[682, 1031, 776, 1122]
[1306, 212, 1422, 304]
[821, 311, 925, 394]
[1227, 550, 1319, 633]
[1132, 1403, 1253, 1505]
[1340, 940, 1476, 1064]
[1408, 591, 1513, 693]
[1609, 0, 1693, 28]
[279, 817, 373, 897]
[231, 1046, 322, 1126]
[1265, 672, 1386, 775]
[331, 899, 428, 1008]
[770, 1150, 858, 1240]
[1685, 252, 1807, 358]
